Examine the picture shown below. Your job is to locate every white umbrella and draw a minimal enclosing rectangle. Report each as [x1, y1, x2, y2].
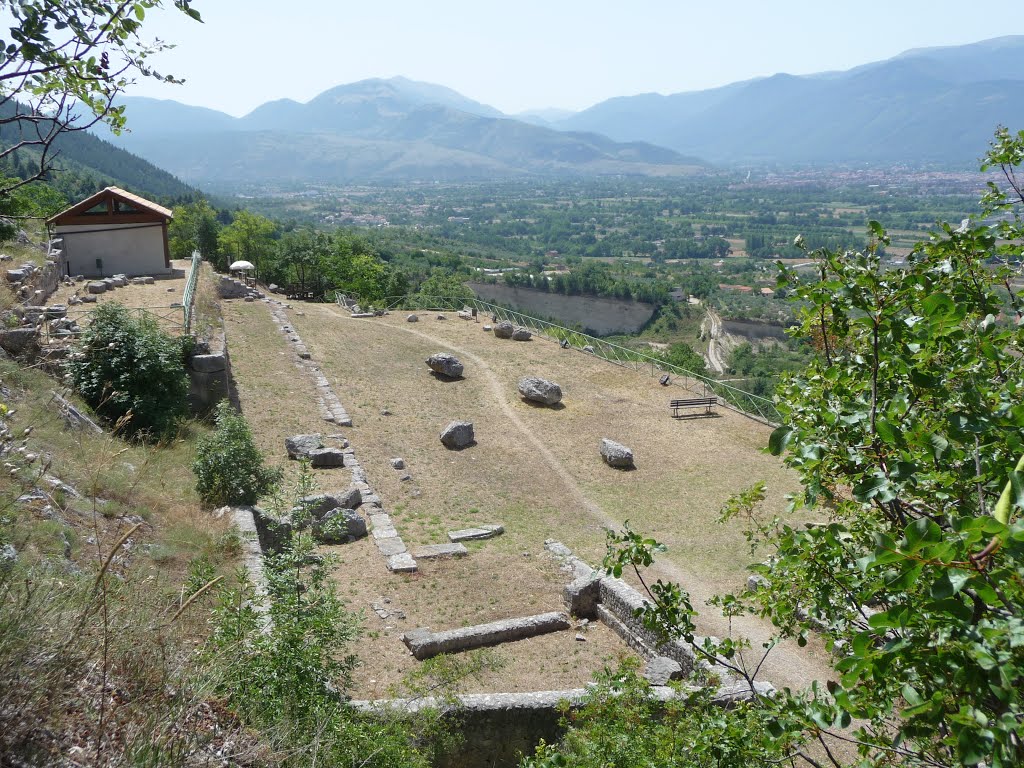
[229, 260, 255, 271]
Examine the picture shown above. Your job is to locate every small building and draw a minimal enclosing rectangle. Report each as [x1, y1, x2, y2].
[46, 187, 173, 278]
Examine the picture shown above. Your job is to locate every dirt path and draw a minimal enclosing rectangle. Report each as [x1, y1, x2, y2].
[326, 308, 834, 691]
[704, 308, 728, 374]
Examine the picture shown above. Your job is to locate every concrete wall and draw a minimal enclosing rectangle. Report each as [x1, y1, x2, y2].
[55, 223, 169, 278]
[722, 319, 790, 341]
[468, 282, 657, 336]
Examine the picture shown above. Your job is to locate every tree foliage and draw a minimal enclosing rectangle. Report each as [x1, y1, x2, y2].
[0, 0, 201, 198]
[530, 128, 1024, 768]
[191, 401, 281, 507]
[65, 302, 189, 439]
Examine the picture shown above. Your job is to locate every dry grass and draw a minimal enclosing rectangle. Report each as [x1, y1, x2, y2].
[0, 356, 242, 763]
[223, 299, 834, 693]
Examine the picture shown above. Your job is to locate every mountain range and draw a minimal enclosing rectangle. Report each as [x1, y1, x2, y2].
[555, 36, 1024, 165]
[107, 77, 704, 185]
[104, 36, 1024, 185]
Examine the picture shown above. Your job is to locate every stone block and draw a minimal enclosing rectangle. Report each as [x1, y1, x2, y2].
[310, 447, 345, 468]
[563, 573, 602, 619]
[644, 656, 684, 686]
[448, 524, 504, 542]
[0, 328, 38, 357]
[86, 281, 108, 294]
[331, 486, 362, 510]
[376, 537, 408, 556]
[401, 611, 571, 660]
[285, 433, 323, 459]
[412, 543, 468, 559]
[190, 353, 226, 373]
[387, 553, 418, 573]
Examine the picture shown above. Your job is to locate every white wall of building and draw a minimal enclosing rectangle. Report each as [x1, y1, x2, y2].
[55, 223, 169, 278]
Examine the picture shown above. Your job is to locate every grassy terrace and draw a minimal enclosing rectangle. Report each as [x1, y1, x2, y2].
[225, 299, 828, 696]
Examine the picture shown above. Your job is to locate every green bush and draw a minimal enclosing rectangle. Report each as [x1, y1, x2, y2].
[192, 401, 280, 506]
[65, 302, 189, 439]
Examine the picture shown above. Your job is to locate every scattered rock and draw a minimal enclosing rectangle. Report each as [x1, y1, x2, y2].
[747, 574, 770, 592]
[436, 314, 446, 320]
[406, 313, 419, 323]
[440, 420, 474, 450]
[86, 281, 108, 294]
[483, 325, 492, 331]
[285, 433, 323, 460]
[390, 457, 406, 470]
[511, 326, 532, 341]
[310, 448, 346, 468]
[380, 408, 392, 416]
[575, 633, 587, 642]
[80, 294, 97, 303]
[426, 352, 464, 378]
[399, 473, 412, 482]
[644, 656, 684, 685]
[583, 345, 595, 354]
[493, 321, 514, 339]
[600, 438, 635, 469]
[518, 376, 562, 405]
[0, 543, 16, 572]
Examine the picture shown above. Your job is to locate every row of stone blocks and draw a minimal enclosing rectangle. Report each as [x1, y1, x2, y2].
[268, 303, 352, 426]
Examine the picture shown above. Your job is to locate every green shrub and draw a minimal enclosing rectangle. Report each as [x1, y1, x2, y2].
[192, 401, 280, 506]
[65, 302, 189, 439]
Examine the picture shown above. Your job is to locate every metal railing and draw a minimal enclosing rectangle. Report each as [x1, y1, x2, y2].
[182, 250, 202, 335]
[350, 293, 781, 425]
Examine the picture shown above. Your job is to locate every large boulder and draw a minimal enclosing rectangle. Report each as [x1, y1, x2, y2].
[518, 376, 562, 405]
[330, 486, 362, 510]
[285, 433, 323, 460]
[493, 321, 514, 339]
[511, 326, 532, 341]
[298, 494, 339, 520]
[600, 438, 635, 469]
[0, 328, 39, 358]
[426, 352, 464, 378]
[315, 508, 367, 544]
[644, 656, 684, 686]
[406, 313, 419, 323]
[440, 420, 475, 450]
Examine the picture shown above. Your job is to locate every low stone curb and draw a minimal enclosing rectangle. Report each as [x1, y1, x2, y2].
[401, 611, 571, 660]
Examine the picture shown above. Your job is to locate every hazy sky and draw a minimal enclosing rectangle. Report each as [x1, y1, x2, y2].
[128, 1, 1024, 116]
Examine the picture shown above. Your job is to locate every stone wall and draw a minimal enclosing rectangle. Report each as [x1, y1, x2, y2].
[186, 324, 230, 415]
[468, 282, 657, 335]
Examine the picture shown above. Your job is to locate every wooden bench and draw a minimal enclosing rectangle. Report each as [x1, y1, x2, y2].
[671, 397, 718, 418]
